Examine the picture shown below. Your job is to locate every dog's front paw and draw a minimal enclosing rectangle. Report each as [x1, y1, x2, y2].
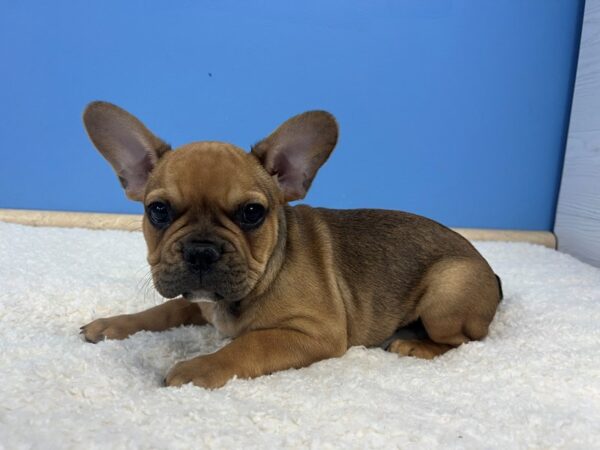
[165, 356, 232, 389]
[80, 315, 139, 343]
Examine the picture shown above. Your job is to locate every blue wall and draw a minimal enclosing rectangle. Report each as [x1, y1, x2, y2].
[0, 1, 584, 230]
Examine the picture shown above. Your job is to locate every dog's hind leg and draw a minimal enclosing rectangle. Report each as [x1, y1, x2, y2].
[386, 257, 500, 359]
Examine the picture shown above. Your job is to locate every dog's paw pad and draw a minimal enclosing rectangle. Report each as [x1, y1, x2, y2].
[79, 320, 108, 343]
[387, 338, 452, 360]
[79, 316, 136, 343]
[387, 339, 417, 356]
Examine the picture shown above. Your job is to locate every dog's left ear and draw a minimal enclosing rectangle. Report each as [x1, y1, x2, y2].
[251, 111, 338, 202]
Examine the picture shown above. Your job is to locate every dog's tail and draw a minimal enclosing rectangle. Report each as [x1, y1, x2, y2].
[495, 274, 504, 301]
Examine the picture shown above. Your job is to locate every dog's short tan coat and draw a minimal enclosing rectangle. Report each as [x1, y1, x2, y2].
[81, 102, 501, 389]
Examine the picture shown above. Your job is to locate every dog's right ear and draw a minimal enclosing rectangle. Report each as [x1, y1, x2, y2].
[82, 101, 171, 201]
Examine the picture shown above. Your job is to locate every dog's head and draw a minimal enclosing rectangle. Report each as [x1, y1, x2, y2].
[83, 102, 338, 302]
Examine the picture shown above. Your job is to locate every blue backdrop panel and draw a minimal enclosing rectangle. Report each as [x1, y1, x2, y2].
[0, 1, 584, 230]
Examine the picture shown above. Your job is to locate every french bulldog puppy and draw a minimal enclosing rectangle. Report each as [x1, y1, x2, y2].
[81, 102, 502, 389]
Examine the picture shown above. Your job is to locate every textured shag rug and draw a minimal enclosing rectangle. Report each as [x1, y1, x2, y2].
[1, 221, 599, 449]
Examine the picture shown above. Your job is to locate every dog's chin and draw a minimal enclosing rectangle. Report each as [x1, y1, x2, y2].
[182, 290, 225, 304]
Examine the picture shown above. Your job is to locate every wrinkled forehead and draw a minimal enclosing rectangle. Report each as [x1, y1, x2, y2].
[145, 142, 272, 208]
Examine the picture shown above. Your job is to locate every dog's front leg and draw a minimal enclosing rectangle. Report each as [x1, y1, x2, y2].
[81, 298, 207, 343]
[165, 328, 346, 389]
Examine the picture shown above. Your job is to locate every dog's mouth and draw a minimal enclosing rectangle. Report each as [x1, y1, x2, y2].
[153, 261, 252, 303]
[182, 290, 225, 303]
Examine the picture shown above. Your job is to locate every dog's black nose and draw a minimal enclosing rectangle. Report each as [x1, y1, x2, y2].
[183, 241, 221, 273]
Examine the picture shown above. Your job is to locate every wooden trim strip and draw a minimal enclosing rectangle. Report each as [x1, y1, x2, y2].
[0, 208, 556, 248]
[453, 227, 555, 249]
[0, 208, 143, 231]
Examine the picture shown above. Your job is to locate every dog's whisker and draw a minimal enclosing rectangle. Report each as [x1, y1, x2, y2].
[134, 266, 151, 288]
[134, 268, 157, 303]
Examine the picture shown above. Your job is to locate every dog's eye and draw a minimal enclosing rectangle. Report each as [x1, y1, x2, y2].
[146, 202, 172, 229]
[236, 203, 266, 230]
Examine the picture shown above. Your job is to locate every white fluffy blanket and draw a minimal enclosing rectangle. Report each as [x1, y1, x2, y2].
[1, 222, 599, 449]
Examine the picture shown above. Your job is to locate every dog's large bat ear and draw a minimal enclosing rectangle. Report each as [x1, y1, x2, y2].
[82, 101, 171, 202]
[251, 111, 338, 202]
